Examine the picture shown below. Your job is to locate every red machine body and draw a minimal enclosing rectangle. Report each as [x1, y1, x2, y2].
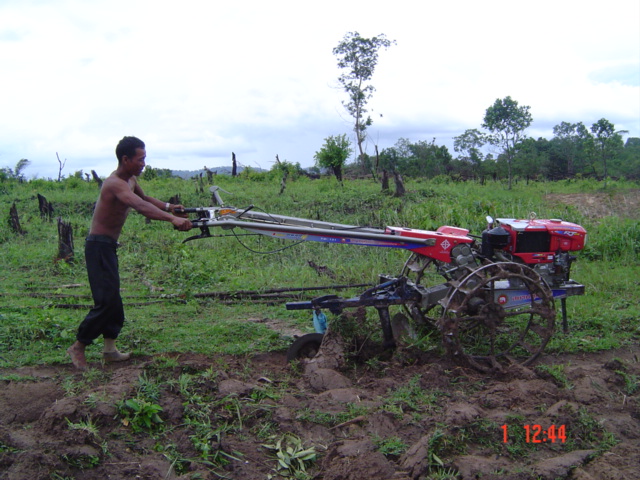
[494, 218, 587, 265]
[385, 225, 474, 263]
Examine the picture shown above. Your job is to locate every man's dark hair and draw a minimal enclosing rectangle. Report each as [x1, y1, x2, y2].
[115, 136, 145, 162]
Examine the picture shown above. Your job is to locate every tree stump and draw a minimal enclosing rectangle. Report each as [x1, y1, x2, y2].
[381, 169, 389, 192]
[204, 166, 215, 183]
[57, 217, 74, 263]
[91, 170, 103, 188]
[8, 203, 25, 235]
[37, 193, 54, 222]
[393, 172, 406, 197]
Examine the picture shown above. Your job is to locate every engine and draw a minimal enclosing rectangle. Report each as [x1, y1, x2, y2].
[481, 217, 587, 287]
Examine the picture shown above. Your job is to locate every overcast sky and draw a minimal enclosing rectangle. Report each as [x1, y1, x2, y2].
[1, 0, 639, 179]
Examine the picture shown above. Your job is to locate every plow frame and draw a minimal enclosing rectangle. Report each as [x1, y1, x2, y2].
[181, 186, 586, 370]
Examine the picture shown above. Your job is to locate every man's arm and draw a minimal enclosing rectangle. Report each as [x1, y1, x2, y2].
[115, 180, 192, 230]
[133, 182, 184, 215]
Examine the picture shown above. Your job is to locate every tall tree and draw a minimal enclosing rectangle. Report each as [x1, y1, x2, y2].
[620, 137, 640, 179]
[0, 159, 31, 181]
[453, 128, 487, 177]
[551, 121, 585, 177]
[333, 31, 395, 171]
[314, 134, 352, 183]
[590, 118, 626, 187]
[482, 96, 532, 189]
[514, 137, 550, 181]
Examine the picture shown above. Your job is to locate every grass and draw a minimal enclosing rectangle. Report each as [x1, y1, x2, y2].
[1, 175, 639, 367]
[536, 364, 574, 389]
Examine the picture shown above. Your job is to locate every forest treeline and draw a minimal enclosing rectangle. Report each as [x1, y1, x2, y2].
[2, 120, 638, 185]
[363, 121, 639, 182]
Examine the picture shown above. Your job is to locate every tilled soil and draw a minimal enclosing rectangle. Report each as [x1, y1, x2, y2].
[1, 342, 638, 480]
[2, 190, 639, 479]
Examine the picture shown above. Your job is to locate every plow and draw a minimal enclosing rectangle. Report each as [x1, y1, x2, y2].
[180, 186, 587, 372]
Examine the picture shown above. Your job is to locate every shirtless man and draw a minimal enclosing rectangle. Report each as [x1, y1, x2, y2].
[67, 136, 192, 370]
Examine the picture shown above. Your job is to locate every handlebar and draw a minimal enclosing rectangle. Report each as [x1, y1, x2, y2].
[174, 207, 207, 214]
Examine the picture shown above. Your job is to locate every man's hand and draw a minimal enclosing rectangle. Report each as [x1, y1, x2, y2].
[170, 204, 189, 218]
[172, 216, 193, 231]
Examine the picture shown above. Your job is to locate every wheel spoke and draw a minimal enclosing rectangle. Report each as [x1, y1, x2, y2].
[440, 262, 555, 371]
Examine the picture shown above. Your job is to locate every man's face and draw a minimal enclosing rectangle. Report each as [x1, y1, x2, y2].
[124, 148, 146, 176]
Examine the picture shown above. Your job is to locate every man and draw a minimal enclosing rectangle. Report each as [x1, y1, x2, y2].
[67, 136, 192, 370]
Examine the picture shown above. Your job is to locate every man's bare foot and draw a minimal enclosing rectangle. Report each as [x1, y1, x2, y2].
[103, 351, 131, 363]
[67, 342, 87, 370]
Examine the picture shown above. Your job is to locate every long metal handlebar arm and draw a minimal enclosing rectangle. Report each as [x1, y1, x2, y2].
[179, 205, 434, 250]
[193, 216, 432, 249]
[179, 185, 439, 250]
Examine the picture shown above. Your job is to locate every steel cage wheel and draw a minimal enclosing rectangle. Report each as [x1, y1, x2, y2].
[438, 262, 556, 372]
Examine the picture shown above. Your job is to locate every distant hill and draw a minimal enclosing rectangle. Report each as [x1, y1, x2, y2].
[171, 166, 264, 179]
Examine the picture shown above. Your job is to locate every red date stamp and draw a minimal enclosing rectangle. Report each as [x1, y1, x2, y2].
[501, 424, 567, 443]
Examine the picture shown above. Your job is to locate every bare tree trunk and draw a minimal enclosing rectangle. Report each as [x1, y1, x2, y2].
[57, 217, 74, 263]
[91, 170, 103, 188]
[8, 203, 25, 235]
[393, 172, 405, 197]
[196, 173, 204, 194]
[275, 154, 288, 195]
[204, 166, 214, 183]
[381, 169, 389, 192]
[37, 193, 54, 222]
[56, 152, 66, 182]
[332, 166, 343, 185]
[371, 144, 379, 182]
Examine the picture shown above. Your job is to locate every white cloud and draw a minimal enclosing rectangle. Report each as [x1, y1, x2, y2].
[0, 0, 638, 178]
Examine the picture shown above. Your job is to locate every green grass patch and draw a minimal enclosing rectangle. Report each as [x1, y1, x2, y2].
[1, 176, 638, 367]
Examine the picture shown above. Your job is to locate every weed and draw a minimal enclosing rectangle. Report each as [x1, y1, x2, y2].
[295, 408, 337, 427]
[117, 398, 164, 433]
[50, 474, 74, 480]
[176, 372, 195, 396]
[148, 355, 180, 373]
[61, 452, 101, 469]
[188, 422, 242, 467]
[200, 366, 219, 381]
[0, 373, 37, 382]
[0, 441, 20, 454]
[137, 371, 162, 402]
[536, 363, 574, 389]
[154, 442, 192, 476]
[568, 407, 618, 452]
[253, 420, 278, 440]
[66, 417, 101, 440]
[425, 428, 448, 468]
[382, 374, 442, 417]
[83, 392, 110, 409]
[615, 370, 639, 395]
[373, 435, 408, 458]
[425, 467, 460, 480]
[82, 368, 113, 384]
[61, 374, 84, 397]
[263, 433, 317, 479]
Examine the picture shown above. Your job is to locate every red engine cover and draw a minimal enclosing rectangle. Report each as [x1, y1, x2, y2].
[496, 218, 587, 264]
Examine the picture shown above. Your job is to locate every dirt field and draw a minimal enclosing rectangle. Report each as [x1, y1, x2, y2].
[545, 189, 640, 220]
[1, 190, 638, 480]
[1, 342, 638, 480]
